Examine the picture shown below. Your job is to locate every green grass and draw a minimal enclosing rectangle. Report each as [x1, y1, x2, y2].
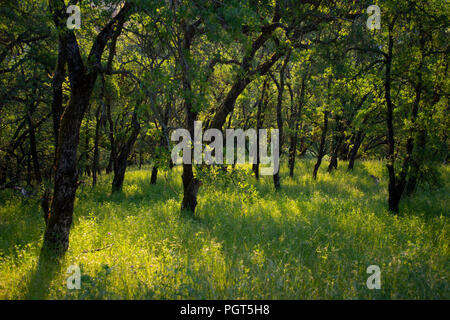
[0, 160, 448, 299]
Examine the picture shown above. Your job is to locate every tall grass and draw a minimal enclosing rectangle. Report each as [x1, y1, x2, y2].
[0, 160, 448, 299]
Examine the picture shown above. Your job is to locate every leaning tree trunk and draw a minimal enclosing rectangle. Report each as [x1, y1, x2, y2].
[0, 160, 6, 185]
[111, 152, 127, 193]
[112, 111, 140, 192]
[347, 131, 365, 171]
[42, 1, 131, 258]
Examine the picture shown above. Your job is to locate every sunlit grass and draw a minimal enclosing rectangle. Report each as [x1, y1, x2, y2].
[0, 160, 448, 299]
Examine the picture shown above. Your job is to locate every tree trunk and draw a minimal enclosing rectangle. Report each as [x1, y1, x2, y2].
[181, 163, 201, 213]
[298, 135, 308, 157]
[111, 154, 127, 193]
[406, 41, 438, 195]
[26, 154, 32, 186]
[51, 38, 66, 156]
[347, 131, 365, 171]
[208, 17, 283, 131]
[313, 111, 329, 180]
[26, 109, 42, 184]
[151, 166, 158, 184]
[327, 118, 344, 173]
[406, 118, 428, 195]
[288, 129, 298, 178]
[92, 105, 102, 187]
[253, 79, 268, 180]
[385, 21, 404, 214]
[385, 21, 424, 212]
[288, 76, 306, 178]
[82, 116, 91, 177]
[106, 151, 114, 174]
[42, 1, 131, 258]
[112, 111, 140, 192]
[179, 21, 203, 215]
[105, 91, 116, 175]
[0, 160, 6, 185]
[42, 90, 92, 257]
[272, 52, 290, 190]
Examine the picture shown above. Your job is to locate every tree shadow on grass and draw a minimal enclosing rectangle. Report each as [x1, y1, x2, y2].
[24, 253, 63, 299]
[0, 200, 44, 258]
[348, 161, 448, 219]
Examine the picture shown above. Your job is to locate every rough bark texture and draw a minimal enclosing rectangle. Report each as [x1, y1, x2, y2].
[26, 101, 42, 184]
[42, 1, 131, 258]
[288, 126, 299, 178]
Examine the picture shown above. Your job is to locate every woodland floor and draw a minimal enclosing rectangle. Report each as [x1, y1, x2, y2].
[0, 159, 448, 299]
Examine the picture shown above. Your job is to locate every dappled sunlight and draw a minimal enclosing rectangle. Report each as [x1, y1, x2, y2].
[0, 160, 448, 299]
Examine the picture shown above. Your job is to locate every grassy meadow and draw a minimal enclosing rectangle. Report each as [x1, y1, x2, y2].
[0, 160, 448, 299]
